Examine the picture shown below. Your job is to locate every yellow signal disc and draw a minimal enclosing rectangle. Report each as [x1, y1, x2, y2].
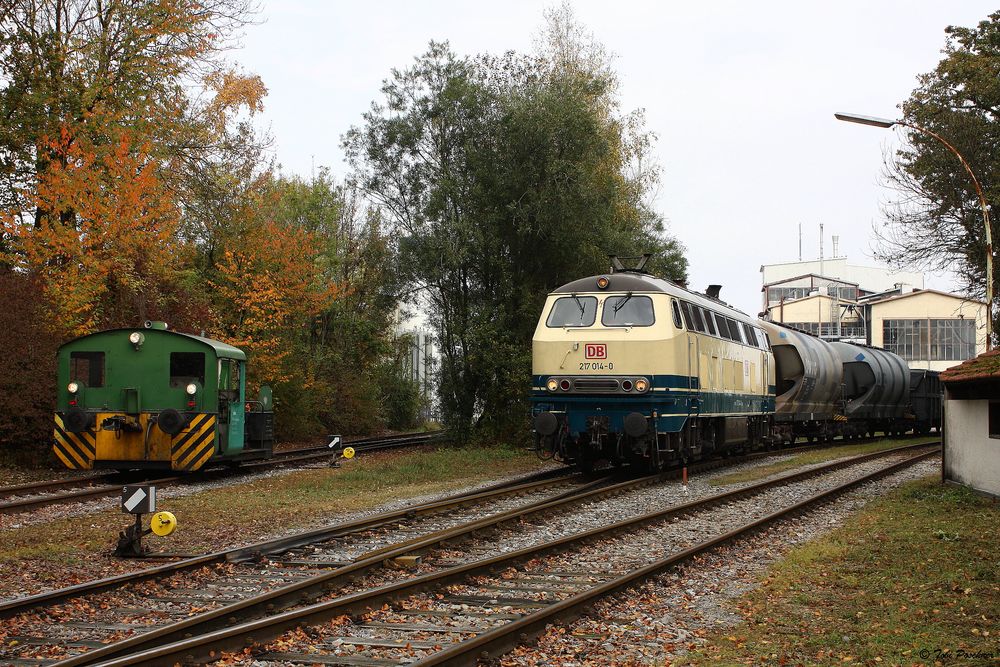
[342, 447, 355, 459]
[150, 511, 177, 537]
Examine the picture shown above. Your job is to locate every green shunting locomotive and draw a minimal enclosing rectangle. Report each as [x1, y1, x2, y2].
[53, 321, 274, 471]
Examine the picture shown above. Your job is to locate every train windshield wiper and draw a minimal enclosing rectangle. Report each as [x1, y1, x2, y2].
[571, 294, 586, 317]
[613, 292, 633, 314]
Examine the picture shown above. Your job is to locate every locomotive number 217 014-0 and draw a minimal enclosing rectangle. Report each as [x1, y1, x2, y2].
[579, 362, 614, 371]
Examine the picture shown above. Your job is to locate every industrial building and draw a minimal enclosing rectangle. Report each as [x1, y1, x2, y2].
[760, 257, 986, 372]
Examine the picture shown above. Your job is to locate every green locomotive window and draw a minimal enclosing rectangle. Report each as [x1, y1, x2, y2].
[70, 351, 105, 388]
[170, 352, 205, 388]
[218, 358, 241, 398]
[603, 295, 654, 327]
[546, 296, 597, 327]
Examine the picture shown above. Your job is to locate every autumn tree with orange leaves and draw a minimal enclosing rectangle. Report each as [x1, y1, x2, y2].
[212, 217, 341, 388]
[0, 2, 422, 455]
[3, 119, 182, 334]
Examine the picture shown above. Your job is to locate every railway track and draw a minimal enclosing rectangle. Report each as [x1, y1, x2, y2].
[0, 431, 445, 516]
[0, 441, 939, 666]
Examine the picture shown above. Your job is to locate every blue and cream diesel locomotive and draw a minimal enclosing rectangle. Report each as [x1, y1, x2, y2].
[530, 259, 776, 471]
[530, 258, 939, 471]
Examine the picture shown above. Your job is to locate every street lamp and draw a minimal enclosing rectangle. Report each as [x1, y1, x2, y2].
[835, 111, 994, 350]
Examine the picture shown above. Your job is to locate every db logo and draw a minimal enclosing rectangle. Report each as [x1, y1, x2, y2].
[585, 344, 607, 359]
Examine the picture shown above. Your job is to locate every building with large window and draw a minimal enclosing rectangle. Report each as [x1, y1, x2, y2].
[761, 259, 986, 372]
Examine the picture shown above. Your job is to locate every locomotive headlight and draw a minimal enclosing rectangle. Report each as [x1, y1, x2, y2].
[596, 276, 610, 289]
[67, 381, 79, 394]
[635, 378, 649, 393]
[129, 331, 145, 349]
[186, 383, 198, 395]
[546, 378, 559, 392]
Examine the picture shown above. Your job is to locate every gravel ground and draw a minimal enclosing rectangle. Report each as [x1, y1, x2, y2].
[499, 459, 940, 667]
[0, 458, 564, 601]
[231, 450, 938, 666]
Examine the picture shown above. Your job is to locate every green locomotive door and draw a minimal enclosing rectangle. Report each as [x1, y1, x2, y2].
[217, 359, 246, 455]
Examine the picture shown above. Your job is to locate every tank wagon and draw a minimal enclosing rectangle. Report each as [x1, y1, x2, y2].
[761, 322, 913, 442]
[54, 322, 274, 471]
[530, 261, 775, 471]
[532, 261, 942, 471]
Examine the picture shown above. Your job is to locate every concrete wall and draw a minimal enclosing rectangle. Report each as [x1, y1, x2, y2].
[761, 258, 923, 294]
[765, 294, 861, 327]
[869, 292, 986, 372]
[944, 397, 1000, 497]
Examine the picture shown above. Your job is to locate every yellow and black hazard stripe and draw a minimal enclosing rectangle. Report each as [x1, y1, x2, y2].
[171, 414, 217, 471]
[53, 413, 96, 470]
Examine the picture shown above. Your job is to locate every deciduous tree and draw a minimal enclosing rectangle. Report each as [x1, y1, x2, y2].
[877, 11, 1000, 310]
[345, 9, 686, 439]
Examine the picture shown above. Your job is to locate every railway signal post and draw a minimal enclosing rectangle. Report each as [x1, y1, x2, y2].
[114, 484, 177, 558]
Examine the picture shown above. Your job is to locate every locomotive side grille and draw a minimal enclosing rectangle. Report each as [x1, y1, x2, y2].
[573, 378, 620, 392]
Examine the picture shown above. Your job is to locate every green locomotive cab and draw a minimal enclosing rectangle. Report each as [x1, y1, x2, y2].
[53, 321, 274, 471]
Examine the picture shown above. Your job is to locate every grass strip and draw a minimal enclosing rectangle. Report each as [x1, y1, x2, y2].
[0, 444, 543, 564]
[681, 476, 999, 666]
[709, 436, 939, 486]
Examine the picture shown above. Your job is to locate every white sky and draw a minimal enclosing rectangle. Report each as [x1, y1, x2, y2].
[237, 0, 996, 316]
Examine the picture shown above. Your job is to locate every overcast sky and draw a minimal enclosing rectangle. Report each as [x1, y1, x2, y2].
[236, 1, 997, 316]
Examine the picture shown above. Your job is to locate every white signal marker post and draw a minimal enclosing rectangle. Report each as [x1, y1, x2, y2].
[122, 485, 155, 514]
[115, 485, 175, 557]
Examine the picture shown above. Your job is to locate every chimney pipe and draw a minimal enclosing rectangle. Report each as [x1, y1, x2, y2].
[706, 284, 722, 299]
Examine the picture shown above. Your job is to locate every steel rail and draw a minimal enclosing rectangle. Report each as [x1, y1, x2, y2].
[67, 443, 939, 667]
[418, 447, 941, 666]
[0, 470, 586, 618]
[0, 473, 117, 499]
[0, 432, 445, 515]
[35, 451, 790, 666]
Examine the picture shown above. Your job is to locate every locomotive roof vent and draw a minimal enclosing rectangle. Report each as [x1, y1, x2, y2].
[706, 284, 722, 299]
[609, 253, 652, 274]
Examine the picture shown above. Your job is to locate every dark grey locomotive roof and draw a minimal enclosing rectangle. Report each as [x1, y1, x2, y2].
[553, 272, 757, 325]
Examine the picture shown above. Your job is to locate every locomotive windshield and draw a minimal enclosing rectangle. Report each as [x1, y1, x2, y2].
[602, 295, 654, 327]
[547, 296, 598, 327]
[70, 351, 105, 388]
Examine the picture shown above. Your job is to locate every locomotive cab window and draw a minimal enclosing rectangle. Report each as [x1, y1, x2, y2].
[603, 295, 654, 327]
[547, 296, 597, 328]
[691, 306, 707, 332]
[679, 301, 694, 330]
[671, 299, 683, 329]
[218, 359, 241, 400]
[701, 307, 717, 336]
[170, 352, 205, 388]
[70, 351, 105, 388]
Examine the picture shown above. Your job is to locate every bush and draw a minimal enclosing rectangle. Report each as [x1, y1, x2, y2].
[0, 272, 62, 464]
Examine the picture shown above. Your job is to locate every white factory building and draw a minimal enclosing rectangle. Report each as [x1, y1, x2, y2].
[760, 257, 987, 373]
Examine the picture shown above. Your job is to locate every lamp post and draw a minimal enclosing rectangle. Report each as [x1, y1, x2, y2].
[835, 111, 994, 351]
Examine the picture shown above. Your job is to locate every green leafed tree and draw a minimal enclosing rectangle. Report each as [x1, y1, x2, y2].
[877, 11, 1000, 308]
[344, 8, 686, 440]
